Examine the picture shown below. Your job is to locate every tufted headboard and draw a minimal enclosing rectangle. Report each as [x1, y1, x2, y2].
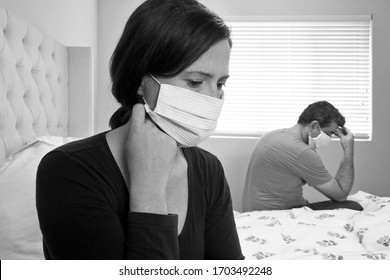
[0, 6, 93, 166]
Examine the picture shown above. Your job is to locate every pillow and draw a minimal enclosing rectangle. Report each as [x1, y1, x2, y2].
[0, 136, 80, 259]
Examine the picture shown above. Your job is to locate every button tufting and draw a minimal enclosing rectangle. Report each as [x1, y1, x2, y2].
[0, 7, 76, 162]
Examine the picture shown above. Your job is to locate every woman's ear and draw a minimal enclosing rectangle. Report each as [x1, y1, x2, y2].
[137, 76, 148, 97]
[137, 75, 159, 110]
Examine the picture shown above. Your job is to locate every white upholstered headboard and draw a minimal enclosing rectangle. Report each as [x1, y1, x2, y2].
[0, 6, 93, 166]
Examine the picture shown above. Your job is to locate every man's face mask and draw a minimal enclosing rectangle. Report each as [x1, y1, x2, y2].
[308, 128, 331, 149]
[143, 75, 224, 147]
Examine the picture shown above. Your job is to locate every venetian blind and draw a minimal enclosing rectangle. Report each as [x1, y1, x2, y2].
[216, 16, 372, 139]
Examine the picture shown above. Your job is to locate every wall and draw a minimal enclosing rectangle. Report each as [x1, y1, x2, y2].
[0, 0, 98, 131]
[0, 0, 97, 49]
[97, 0, 390, 211]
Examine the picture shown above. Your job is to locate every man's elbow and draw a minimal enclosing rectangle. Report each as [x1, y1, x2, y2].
[332, 194, 348, 202]
[332, 186, 350, 202]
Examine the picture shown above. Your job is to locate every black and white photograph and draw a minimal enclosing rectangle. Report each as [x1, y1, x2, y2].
[1, 0, 389, 278]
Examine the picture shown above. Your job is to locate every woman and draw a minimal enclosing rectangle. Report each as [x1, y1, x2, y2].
[36, 0, 244, 260]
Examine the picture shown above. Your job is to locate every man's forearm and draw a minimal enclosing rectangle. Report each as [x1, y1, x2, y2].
[335, 146, 354, 197]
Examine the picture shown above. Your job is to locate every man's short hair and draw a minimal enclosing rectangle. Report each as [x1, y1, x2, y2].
[298, 101, 345, 127]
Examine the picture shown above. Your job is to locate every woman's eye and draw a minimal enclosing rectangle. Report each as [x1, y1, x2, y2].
[187, 80, 202, 88]
[217, 82, 226, 90]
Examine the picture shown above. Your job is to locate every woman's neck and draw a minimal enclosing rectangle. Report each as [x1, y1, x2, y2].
[105, 124, 131, 187]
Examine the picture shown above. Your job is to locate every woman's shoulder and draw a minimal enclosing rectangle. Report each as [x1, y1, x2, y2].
[39, 132, 110, 171]
[183, 146, 220, 165]
[53, 132, 108, 154]
[183, 146, 225, 181]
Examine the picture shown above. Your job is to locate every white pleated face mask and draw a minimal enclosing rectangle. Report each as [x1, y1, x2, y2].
[143, 75, 224, 147]
[308, 130, 331, 149]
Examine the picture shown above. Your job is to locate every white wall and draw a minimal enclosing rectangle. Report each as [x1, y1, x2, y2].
[0, 0, 97, 47]
[0, 0, 98, 131]
[97, 0, 390, 212]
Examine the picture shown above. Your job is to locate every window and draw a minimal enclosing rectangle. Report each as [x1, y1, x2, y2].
[217, 16, 372, 139]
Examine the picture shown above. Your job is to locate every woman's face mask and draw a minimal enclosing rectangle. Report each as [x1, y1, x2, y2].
[143, 75, 224, 147]
[308, 129, 332, 149]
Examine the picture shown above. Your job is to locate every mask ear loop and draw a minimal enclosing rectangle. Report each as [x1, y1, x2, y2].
[149, 74, 161, 85]
[142, 97, 151, 112]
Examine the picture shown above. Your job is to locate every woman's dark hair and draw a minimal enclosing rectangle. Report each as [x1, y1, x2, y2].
[298, 101, 346, 127]
[109, 0, 232, 128]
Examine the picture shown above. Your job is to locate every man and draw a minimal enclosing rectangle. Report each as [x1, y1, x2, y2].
[242, 101, 363, 212]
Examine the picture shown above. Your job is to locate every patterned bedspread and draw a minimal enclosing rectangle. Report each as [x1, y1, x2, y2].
[235, 191, 390, 260]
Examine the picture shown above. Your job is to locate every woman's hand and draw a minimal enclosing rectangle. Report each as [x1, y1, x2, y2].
[126, 104, 178, 214]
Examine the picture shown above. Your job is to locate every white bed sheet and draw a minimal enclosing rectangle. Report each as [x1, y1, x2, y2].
[235, 191, 390, 260]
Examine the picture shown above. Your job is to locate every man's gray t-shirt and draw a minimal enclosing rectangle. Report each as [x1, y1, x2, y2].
[242, 129, 332, 211]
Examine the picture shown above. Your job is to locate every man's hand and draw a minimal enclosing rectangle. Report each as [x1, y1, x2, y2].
[335, 126, 354, 153]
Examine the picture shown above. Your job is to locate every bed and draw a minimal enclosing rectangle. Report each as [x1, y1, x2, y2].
[0, 5, 93, 259]
[235, 192, 390, 260]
